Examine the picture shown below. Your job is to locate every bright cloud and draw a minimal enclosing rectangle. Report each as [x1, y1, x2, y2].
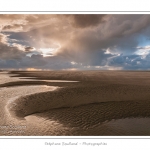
[1, 14, 150, 70]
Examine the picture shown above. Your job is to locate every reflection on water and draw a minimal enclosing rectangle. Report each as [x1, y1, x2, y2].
[19, 77, 79, 82]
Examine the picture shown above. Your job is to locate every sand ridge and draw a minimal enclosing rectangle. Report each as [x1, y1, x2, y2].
[1, 71, 150, 135]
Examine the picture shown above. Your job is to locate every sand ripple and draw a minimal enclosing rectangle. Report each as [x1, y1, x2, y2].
[1, 71, 150, 135]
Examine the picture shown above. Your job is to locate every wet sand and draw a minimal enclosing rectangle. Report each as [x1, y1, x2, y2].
[1, 70, 150, 135]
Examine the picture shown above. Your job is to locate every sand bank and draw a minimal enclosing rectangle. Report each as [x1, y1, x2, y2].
[1, 71, 150, 135]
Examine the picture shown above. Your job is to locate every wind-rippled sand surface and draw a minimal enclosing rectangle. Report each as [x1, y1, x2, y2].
[1, 70, 150, 135]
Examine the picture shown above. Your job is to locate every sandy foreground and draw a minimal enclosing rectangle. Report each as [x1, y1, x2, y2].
[0, 70, 150, 135]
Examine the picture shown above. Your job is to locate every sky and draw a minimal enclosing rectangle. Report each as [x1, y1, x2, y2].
[1, 14, 150, 70]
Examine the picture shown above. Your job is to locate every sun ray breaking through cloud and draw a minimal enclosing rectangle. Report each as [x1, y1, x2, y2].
[1, 14, 150, 70]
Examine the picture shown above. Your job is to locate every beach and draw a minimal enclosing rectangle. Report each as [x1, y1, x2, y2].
[0, 70, 150, 135]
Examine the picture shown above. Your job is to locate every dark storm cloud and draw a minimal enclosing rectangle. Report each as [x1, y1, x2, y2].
[1, 14, 150, 70]
[2, 24, 23, 31]
[0, 33, 46, 69]
[0, 34, 25, 60]
[24, 46, 35, 52]
[70, 14, 106, 28]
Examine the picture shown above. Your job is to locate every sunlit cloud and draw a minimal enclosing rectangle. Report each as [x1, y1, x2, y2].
[39, 48, 57, 57]
[1, 14, 150, 70]
[26, 68, 42, 71]
[134, 45, 150, 59]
